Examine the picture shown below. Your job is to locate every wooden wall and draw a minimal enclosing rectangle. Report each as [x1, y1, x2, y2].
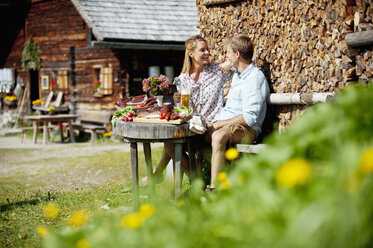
[197, 0, 373, 130]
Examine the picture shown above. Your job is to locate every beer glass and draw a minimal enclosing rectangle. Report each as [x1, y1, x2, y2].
[180, 88, 190, 109]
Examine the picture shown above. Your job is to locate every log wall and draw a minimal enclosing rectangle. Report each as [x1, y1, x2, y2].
[197, 0, 373, 131]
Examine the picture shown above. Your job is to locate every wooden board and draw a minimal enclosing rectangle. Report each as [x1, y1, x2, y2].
[133, 115, 191, 124]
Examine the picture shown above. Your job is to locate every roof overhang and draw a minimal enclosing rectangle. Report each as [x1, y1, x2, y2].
[91, 40, 185, 51]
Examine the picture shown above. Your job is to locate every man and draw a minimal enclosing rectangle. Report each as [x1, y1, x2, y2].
[206, 33, 269, 190]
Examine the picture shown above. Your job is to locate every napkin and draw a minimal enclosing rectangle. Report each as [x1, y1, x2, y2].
[189, 115, 206, 134]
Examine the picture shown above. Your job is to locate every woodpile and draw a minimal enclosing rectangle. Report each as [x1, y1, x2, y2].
[197, 0, 373, 94]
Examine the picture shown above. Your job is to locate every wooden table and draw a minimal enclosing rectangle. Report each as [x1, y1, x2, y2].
[24, 114, 78, 145]
[114, 121, 198, 209]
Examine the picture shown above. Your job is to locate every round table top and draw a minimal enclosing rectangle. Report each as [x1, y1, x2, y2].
[113, 120, 198, 141]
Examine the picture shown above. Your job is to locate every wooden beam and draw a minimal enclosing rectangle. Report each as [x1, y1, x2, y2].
[345, 30, 373, 47]
[268, 93, 335, 105]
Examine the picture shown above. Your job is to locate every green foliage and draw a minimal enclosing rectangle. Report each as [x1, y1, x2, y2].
[18, 85, 373, 247]
[22, 37, 42, 71]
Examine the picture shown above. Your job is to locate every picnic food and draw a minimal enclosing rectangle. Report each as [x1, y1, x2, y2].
[111, 106, 136, 126]
[144, 97, 157, 107]
[115, 95, 148, 108]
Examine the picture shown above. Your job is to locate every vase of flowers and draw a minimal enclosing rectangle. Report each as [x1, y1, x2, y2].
[142, 74, 170, 107]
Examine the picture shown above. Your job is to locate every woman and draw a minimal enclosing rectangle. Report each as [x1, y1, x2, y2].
[141, 35, 233, 185]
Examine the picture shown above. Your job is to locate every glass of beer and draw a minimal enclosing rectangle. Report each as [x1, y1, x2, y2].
[180, 88, 190, 109]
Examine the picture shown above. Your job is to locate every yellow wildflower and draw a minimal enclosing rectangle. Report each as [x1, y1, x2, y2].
[220, 179, 231, 190]
[37, 226, 48, 236]
[76, 239, 91, 248]
[98, 186, 102, 190]
[111, 179, 115, 183]
[225, 147, 239, 160]
[43, 203, 60, 220]
[217, 172, 227, 182]
[276, 158, 312, 188]
[121, 213, 143, 229]
[67, 210, 88, 228]
[139, 203, 155, 220]
[358, 148, 373, 174]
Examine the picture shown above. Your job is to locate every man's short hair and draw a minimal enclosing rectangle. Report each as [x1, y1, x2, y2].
[228, 34, 254, 61]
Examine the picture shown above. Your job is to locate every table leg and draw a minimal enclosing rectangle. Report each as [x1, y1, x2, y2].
[187, 139, 197, 181]
[67, 120, 75, 143]
[42, 121, 48, 145]
[130, 142, 140, 210]
[59, 122, 64, 142]
[143, 142, 155, 197]
[32, 121, 39, 144]
[174, 142, 183, 199]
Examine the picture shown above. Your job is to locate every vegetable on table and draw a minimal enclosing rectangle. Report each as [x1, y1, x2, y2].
[111, 106, 136, 126]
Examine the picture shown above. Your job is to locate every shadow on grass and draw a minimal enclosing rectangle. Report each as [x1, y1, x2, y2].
[0, 193, 55, 213]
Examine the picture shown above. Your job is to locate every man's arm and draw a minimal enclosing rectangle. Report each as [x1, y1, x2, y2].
[212, 114, 248, 130]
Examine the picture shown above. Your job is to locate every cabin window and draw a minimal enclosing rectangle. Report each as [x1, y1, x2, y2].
[92, 66, 113, 96]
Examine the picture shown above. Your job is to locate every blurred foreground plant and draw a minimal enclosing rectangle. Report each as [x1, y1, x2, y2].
[44, 85, 373, 248]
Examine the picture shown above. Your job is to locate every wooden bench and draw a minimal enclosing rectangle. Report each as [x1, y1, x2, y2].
[237, 92, 335, 154]
[72, 110, 113, 142]
[21, 125, 56, 143]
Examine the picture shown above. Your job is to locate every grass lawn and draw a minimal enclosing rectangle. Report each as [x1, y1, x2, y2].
[0, 135, 168, 248]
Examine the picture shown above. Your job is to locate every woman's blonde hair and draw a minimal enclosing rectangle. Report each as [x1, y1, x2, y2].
[181, 35, 207, 74]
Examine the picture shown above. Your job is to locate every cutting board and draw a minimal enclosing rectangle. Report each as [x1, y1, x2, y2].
[133, 115, 191, 124]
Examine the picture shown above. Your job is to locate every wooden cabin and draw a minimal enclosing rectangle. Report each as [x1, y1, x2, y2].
[1, 0, 198, 115]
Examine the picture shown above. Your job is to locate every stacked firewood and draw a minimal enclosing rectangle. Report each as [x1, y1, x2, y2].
[197, 0, 373, 94]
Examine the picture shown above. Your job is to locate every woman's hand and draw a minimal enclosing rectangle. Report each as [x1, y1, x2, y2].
[173, 92, 181, 103]
[219, 60, 232, 73]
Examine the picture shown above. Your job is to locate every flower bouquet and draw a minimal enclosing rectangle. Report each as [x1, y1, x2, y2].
[142, 74, 170, 96]
[48, 106, 56, 115]
[32, 99, 45, 106]
[93, 79, 101, 92]
[51, 80, 59, 93]
[4, 96, 17, 106]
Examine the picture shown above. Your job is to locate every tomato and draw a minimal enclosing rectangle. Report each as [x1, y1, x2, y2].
[136, 104, 145, 108]
[128, 112, 133, 117]
[160, 112, 166, 119]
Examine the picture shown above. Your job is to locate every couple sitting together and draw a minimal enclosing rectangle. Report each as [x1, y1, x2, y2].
[143, 33, 269, 191]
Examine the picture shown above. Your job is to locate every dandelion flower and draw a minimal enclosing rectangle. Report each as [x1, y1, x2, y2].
[77, 239, 91, 248]
[220, 179, 231, 190]
[359, 147, 373, 174]
[67, 210, 88, 228]
[37, 226, 48, 236]
[139, 204, 155, 219]
[225, 147, 239, 160]
[43, 203, 60, 220]
[276, 158, 312, 188]
[121, 213, 143, 229]
[217, 172, 227, 182]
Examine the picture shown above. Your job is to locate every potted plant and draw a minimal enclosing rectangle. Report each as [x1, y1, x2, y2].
[142, 74, 170, 106]
[22, 37, 42, 71]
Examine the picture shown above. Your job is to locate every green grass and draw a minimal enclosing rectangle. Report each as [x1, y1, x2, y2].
[0, 139, 166, 248]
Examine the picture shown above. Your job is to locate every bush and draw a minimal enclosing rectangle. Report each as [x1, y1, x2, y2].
[45, 84, 373, 248]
